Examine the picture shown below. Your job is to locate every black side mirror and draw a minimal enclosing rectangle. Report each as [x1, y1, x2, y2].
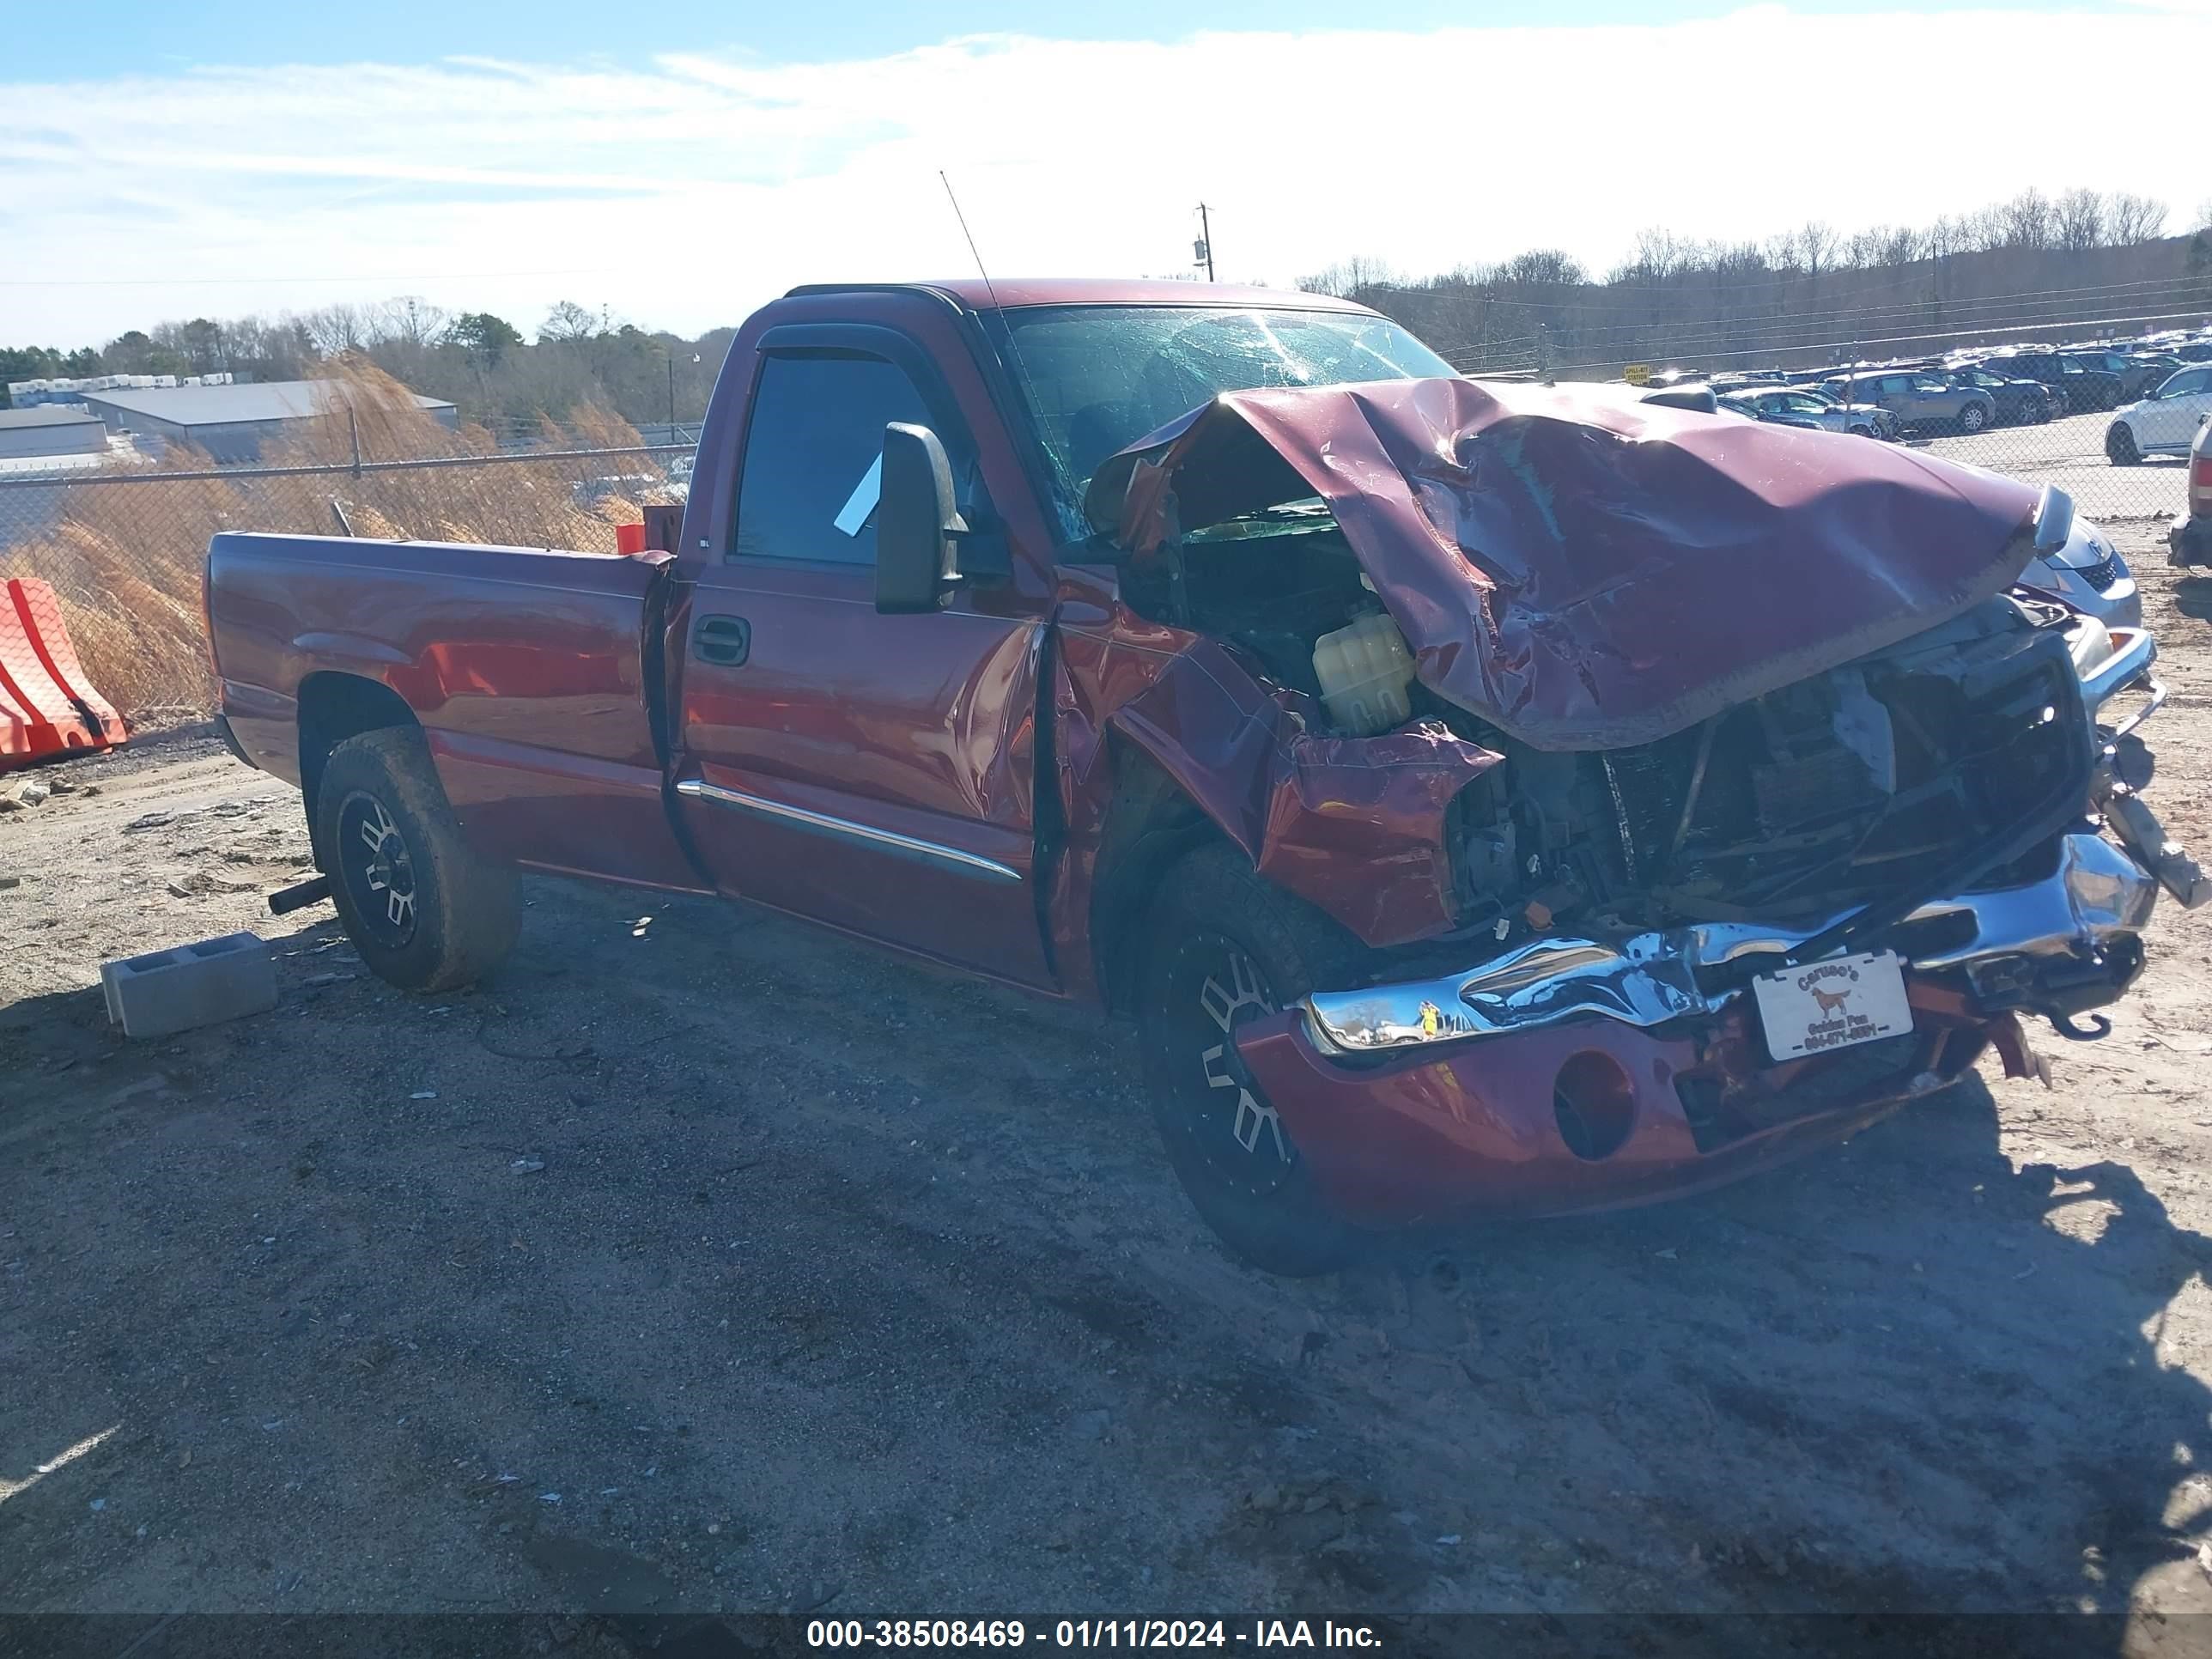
[875, 422, 968, 615]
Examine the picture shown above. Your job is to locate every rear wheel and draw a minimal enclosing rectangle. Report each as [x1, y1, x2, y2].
[316, 727, 520, 991]
[2106, 423, 2142, 467]
[1138, 848, 1367, 1276]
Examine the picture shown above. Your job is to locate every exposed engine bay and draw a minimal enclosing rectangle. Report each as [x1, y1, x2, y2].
[1120, 508, 2097, 957]
[1087, 376, 2199, 1212]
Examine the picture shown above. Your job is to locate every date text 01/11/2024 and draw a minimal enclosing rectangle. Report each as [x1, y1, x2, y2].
[805, 1620, 1384, 1649]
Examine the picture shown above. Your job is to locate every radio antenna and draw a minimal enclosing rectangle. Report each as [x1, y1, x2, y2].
[939, 171, 1066, 507]
[940, 171, 1005, 314]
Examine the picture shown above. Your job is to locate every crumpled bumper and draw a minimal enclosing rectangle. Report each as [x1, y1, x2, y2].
[1232, 833, 2159, 1224]
[1230, 592, 2194, 1228]
[1295, 832, 2157, 1060]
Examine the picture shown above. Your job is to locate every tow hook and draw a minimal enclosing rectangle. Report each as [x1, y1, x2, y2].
[2048, 1011, 2112, 1042]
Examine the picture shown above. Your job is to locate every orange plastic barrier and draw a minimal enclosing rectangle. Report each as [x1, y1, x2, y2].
[0, 576, 128, 770]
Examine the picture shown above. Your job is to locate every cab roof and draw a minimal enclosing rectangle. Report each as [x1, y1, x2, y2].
[782, 277, 1374, 314]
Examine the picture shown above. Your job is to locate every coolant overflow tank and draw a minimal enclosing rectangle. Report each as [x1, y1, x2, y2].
[1313, 611, 1416, 736]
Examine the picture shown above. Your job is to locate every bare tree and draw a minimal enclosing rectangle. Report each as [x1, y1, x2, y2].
[374, 296, 450, 349]
[1841, 225, 1918, 270]
[1762, 222, 1842, 276]
[1620, 227, 1686, 285]
[1295, 257, 1395, 299]
[1999, 188, 2053, 250]
[538, 301, 599, 344]
[299, 303, 370, 356]
[2052, 187, 2106, 252]
[2197, 198, 2212, 234]
[2105, 191, 2168, 244]
[1956, 204, 2009, 253]
[1497, 249, 1587, 288]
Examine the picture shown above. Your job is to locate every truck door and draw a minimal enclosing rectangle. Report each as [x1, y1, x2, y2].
[669, 327, 1054, 988]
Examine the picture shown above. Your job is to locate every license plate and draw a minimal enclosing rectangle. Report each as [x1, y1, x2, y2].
[1752, 950, 1911, 1061]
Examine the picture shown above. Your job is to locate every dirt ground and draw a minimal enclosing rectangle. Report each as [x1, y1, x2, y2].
[7, 524, 2212, 1653]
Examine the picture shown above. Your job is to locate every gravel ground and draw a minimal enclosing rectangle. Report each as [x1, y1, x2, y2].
[5, 525, 2212, 1652]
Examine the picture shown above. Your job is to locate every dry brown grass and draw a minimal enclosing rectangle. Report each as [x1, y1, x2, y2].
[0, 359, 675, 723]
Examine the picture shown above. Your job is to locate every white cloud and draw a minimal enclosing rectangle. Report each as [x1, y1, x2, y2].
[3, 7, 2206, 344]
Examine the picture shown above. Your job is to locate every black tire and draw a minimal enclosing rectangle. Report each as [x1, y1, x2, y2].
[2106, 423, 2142, 467]
[315, 726, 520, 992]
[1958, 401, 1989, 434]
[1138, 848, 1367, 1276]
[1849, 424, 1874, 438]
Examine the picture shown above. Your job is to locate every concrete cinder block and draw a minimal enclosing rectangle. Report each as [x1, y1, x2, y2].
[100, 931, 276, 1038]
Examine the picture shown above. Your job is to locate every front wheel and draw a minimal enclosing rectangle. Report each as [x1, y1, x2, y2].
[1138, 848, 1367, 1276]
[1958, 402, 1989, 434]
[315, 726, 520, 992]
[2106, 423, 2142, 467]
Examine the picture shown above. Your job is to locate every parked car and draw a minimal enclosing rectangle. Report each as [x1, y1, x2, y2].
[1944, 460, 2141, 626]
[2033, 514, 2142, 628]
[1729, 386, 1898, 437]
[201, 278, 2193, 1273]
[2069, 349, 2181, 403]
[2172, 416, 2212, 568]
[2107, 366, 2212, 465]
[1940, 364, 2057, 426]
[1821, 369, 1995, 434]
[1983, 350, 2125, 414]
[1719, 392, 1819, 429]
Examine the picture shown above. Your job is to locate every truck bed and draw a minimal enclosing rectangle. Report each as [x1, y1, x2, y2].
[207, 532, 702, 890]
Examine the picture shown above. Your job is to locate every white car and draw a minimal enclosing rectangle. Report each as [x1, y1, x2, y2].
[2107, 364, 2212, 465]
[2033, 514, 2141, 628]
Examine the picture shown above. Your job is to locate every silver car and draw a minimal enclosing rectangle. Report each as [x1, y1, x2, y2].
[2033, 514, 2140, 629]
[1730, 386, 1899, 439]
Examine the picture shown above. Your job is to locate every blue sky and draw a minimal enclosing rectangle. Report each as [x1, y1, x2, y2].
[6, 0, 2112, 76]
[5, 3, 2206, 346]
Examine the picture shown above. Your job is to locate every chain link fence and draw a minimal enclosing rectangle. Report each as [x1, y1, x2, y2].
[0, 436, 690, 722]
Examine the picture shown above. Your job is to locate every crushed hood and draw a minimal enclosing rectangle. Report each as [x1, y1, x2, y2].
[1085, 377, 2042, 752]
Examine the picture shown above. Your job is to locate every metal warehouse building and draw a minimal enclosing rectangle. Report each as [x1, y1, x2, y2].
[0, 404, 110, 463]
[76, 380, 459, 464]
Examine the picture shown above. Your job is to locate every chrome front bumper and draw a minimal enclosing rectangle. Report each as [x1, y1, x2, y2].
[1301, 833, 2159, 1057]
[1307, 606, 2185, 1060]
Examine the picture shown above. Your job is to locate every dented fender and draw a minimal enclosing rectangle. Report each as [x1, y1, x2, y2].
[1101, 635, 1500, 947]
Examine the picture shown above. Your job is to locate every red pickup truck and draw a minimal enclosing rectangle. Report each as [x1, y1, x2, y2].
[207, 278, 2196, 1273]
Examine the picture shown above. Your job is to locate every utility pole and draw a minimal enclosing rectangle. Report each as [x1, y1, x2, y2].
[666, 353, 677, 429]
[1194, 204, 1216, 282]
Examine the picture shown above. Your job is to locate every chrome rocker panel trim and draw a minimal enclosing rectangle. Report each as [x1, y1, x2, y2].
[674, 778, 1023, 885]
[1300, 833, 2157, 1058]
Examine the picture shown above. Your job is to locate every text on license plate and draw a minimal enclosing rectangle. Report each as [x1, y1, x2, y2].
[1751, 950, 1912, 1061]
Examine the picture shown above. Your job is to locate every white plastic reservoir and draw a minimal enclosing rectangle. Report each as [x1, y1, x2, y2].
[1312, 611, 1416, 736]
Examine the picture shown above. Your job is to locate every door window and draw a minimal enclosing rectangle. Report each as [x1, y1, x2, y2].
[731, 352, 933, 566]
